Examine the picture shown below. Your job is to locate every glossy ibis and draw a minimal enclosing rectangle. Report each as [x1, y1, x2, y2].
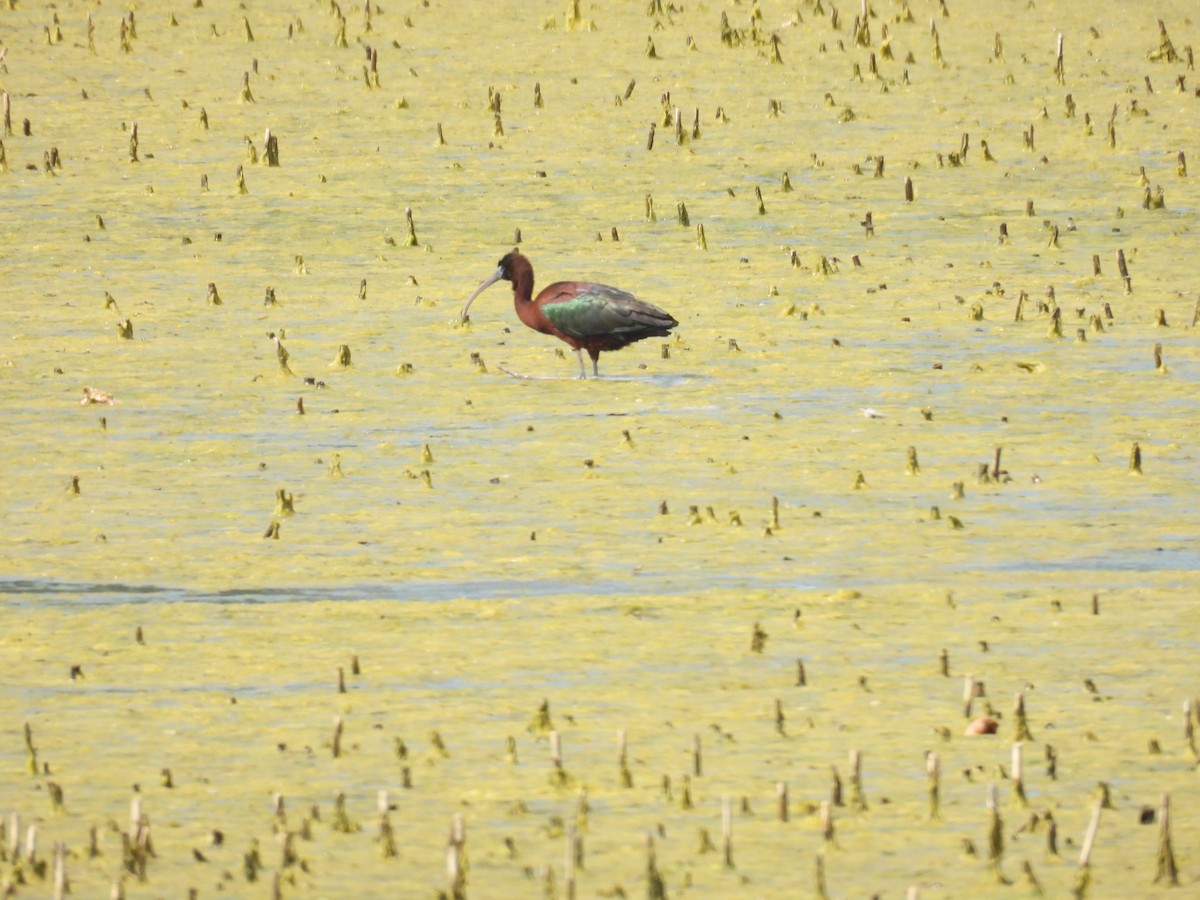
[461, 250, 678, 378]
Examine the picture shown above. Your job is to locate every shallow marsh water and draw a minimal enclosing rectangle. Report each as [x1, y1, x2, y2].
[2, 0, 1200, 896]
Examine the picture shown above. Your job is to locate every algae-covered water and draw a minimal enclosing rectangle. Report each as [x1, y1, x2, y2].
[2, 0, 1199, 896]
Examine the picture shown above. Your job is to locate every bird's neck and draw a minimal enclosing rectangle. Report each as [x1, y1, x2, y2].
[509, 258, 535, 303]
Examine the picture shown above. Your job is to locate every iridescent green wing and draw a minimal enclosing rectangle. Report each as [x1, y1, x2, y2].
[541, 283, 673, 338]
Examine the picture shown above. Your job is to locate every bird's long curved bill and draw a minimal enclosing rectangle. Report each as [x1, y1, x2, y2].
[461, 266, 504, 320]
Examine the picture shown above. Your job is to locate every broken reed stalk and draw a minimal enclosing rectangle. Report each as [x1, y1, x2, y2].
[563, 825, 577, 897]
[549, 729, 568, 787]
[1021, 860, 1043, 894]
[47, 780, 65, 812]
[1153, 793, 1179, 885]
[848, 749, 868, 811]
[815, 852, 830, 899]
[820, 799, 836, 846]
[8, 812, 20, 859]
[646, 833, 667, 899]
[446, 813, 467, 898]
[1046, 744, 1059, 780]
[279, 831, 297, 870]
[1075, 799, 1104, 896]
[721, 795, 734, 868]
[25, 721, 38, 774]
[52, 840, 67, 900]
[927, 752, 940, 820]
[1013, 692, 1033, 740]
[446, 840, 466, 900]
[618, 729, 633, 787]
[403, 207, 419, 246]
[570, 826, 584, 877]
[1012, 742, 1028, 807]
[830, 766, 843, 807]
[263, 128, 279, 166]
[1184, 699, 1197, 758]
[25, 823, 38, 870]
[987, 783, 1004, 882]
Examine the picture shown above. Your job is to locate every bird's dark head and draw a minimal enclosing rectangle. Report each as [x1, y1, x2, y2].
[462, 249, 529, 321]
[495, 250, 522, 282]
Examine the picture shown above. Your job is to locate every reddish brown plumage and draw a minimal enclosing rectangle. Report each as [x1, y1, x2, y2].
[461, 250, 678, 377]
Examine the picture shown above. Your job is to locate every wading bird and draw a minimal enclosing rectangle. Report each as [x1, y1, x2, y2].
[461, 250, 678, 378]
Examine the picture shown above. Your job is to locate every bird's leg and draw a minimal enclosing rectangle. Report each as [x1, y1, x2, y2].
[574, 348, 587, 379]
[589, 348, 601, 378]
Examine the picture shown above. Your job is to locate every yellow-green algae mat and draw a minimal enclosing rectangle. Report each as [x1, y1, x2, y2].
[1, 0, 1199, 896]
